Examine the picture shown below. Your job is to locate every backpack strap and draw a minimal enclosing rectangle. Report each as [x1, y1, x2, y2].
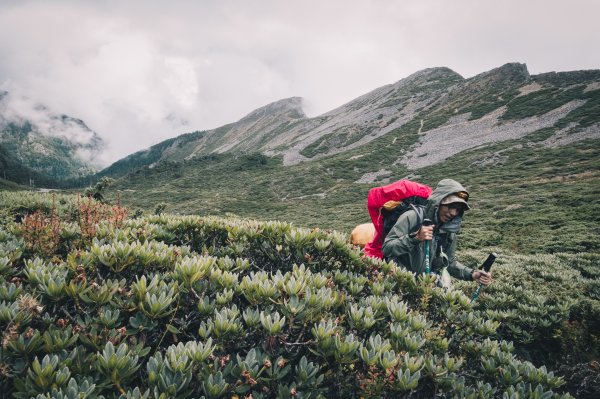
[409, 203, 425, 227]
[405, 204, 426, 238]
[382, 201, 427, 240]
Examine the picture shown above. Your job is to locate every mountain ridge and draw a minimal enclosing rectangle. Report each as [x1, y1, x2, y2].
[101, 62, 599, 174]
[2, 62, 599, 186]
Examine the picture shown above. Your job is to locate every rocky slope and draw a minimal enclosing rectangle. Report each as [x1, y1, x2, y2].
[105, 63, 599, 175]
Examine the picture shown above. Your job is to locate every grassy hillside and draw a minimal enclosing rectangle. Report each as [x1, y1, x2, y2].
[0, 178, 30, 191]
[101, 67, 600, 256]
[95, 131, 207, 179]
[109, 134, 600, 255]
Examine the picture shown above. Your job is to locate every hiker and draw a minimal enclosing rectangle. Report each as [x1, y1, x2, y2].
[382, 179, 492, 285]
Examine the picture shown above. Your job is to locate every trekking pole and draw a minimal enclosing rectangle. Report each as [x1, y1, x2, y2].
[422, 219, 434, 275]
[471, 253, 497, 303]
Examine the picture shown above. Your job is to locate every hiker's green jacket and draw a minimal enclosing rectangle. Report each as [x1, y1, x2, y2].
[382, 179, 474, 281]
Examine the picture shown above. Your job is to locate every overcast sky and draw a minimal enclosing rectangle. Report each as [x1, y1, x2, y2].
[1, 0, 598, 166]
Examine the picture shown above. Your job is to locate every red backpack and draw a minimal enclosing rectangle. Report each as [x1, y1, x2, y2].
[364, 180, 432, 259]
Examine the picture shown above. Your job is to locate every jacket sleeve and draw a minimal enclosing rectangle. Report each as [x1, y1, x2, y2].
[445, 234, 474, 281]
[382, 211, 421, 272]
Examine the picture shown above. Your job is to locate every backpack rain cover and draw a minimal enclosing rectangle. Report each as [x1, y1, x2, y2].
[364, 180, 432, 259]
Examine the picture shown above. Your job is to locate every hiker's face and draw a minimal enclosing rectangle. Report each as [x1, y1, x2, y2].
[438, 203, 462, 223]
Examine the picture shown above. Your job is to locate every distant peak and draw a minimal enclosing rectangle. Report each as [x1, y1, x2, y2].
[260, 97, 304, 112]
[240, 97, 305, 122]
[409, 67, 462, 79]
[394, 67, 464, 87]
[406, 67, 462, 80]
[470, 62, 530, 83]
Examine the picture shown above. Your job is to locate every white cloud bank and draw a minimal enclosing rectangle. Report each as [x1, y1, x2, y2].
[0, 0, 598, 166]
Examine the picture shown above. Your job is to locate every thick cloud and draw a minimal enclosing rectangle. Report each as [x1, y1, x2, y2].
[0, 91, 105, 165]
[1, 0, 598, 165]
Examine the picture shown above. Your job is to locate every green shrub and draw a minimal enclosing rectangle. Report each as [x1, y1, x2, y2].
[0, 200, 577, 398]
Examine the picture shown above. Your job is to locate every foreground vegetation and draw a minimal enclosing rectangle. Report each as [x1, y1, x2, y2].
[0, 192, 598, 397]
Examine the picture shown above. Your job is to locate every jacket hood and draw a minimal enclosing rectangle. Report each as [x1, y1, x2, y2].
[428, 179, 469, 207]
[425, 179, 470, 229]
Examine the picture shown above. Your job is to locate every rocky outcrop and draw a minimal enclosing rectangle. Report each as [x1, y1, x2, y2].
[400, 100, 587, 169]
